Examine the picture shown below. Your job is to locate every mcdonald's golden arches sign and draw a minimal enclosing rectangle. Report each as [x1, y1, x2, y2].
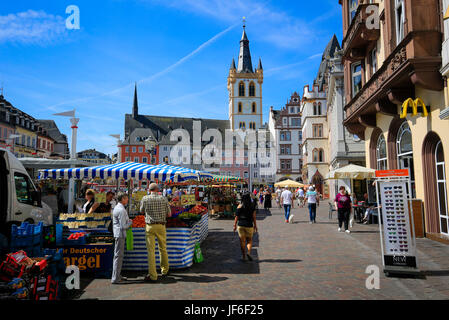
[400, 98, 429, 119]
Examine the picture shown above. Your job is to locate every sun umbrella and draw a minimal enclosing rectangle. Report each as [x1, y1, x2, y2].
[327, 164, 375, 180]
[274, 179, 304, 188]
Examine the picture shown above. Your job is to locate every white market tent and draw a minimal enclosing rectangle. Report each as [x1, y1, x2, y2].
[327, 164, 375, 180]
[38, 162, 202, 183]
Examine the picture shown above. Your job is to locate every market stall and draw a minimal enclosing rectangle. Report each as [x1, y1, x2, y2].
[206, 175, 245, 217]
[37, 162, 210, 276]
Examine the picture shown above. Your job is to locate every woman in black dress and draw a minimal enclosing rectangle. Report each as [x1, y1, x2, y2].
[263, 188, 272, 212]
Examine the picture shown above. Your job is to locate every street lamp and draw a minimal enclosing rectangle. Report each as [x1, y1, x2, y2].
[109, 134, 121, 164]
[53, 109, 78, 213]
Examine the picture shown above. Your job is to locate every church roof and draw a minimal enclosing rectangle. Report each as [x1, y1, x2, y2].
[237, 28, 253, 73]
[124, 114, 230, 146]
[315, 34, 341, 91]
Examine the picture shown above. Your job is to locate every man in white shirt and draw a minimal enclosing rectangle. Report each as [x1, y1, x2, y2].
[280, 186, 294, 223]
[111, 193, 133, 284]
[296, 188, 305, 207]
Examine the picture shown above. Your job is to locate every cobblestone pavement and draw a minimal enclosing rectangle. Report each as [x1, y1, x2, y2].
[76, 203, 449, 300]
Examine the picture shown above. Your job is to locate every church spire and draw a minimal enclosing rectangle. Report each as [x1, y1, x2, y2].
[230, 58, 236, 70]
[132, 82, 138, 120]
[237, 18, 253, 73]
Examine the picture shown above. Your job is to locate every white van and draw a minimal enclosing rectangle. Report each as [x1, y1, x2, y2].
[0, 148, 52, 238]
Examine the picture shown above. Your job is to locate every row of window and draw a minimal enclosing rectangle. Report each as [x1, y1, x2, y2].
[282, 117, 302, 127]
[0, 128, 14, 140]
[280, 131, 303, 142]
[237, 102, 257, 114]
[373, 121, 449, 235]
[349, 0, 404, 98]
[238, 122, 257, 130]
[221, 171, 263, 179]
[124, 156, 152, 164]
[15, 135, 36, 149]
[37, 138, 53, 152]
[125, 146, 144, 153]
[279, 144, 303, 156]
[238, 81, 256, 97]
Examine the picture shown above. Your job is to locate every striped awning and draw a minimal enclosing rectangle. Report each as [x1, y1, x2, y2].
[38, 162, 200, 182]
[155, 164, 213, 180]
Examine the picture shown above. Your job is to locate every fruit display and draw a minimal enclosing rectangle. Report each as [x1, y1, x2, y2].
[130, 203, 207, 229]
[189, 205, 208, 215]
[132, 215, 146, 228]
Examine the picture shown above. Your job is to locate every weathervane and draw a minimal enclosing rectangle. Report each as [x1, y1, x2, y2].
[243, 16, 246, 30]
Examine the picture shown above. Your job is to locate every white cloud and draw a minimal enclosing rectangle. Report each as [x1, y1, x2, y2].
[0, 10, 66, 44]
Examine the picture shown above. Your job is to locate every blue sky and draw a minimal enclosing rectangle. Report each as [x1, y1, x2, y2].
[0, 0, 343, 156]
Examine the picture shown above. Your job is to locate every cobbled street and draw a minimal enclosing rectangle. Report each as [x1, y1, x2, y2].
[76, 204, 449, 300]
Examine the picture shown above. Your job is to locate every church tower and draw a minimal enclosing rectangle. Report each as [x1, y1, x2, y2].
[228, 23, 263, 131]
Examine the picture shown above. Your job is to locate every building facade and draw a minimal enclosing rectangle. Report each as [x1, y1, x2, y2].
[339, 0, 449, 240]
[269, 92, 303, 183]
[37, 129, 55, 158]
[326, 47, 366, 200]
[77, 149, 111, 165]
[301, 85, 329, 197]
[38, 120, 69, 159]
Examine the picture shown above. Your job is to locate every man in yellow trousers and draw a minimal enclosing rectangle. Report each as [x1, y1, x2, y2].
[140, 183, 171, 282]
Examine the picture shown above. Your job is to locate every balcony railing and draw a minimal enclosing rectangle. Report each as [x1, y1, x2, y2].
[342, 3, 380, 61]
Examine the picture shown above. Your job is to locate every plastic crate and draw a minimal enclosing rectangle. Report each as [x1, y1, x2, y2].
[10, 222, 43, 248]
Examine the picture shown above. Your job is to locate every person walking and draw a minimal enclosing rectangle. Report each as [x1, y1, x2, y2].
[275, 187, 282, 208]
[305, 186, 319, 224]
[111, 193, 133, 284]
[233, 192, 258, 261]
[296, 187, 305, 208]
[334, 186, 352, 233]
[140, 183, 171, 282]
[281, 186, 294, 223]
